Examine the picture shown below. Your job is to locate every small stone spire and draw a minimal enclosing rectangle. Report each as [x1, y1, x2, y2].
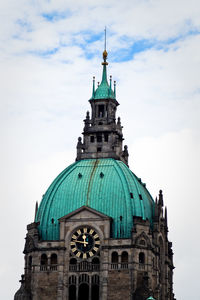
[92, 76, 95, 98]
[109, 75, 112, 97]
[76, 137, 83, 161]
[158, 190, 164, 206]
[114, 80, 116, 98]
[164, 206, 168, 229]
[34, 201, 38, 221]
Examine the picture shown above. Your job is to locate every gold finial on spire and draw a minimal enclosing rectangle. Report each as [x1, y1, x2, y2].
[102, 27, 108, 65]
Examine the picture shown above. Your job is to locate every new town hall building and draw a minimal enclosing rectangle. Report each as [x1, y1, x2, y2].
[15, 49, 175, 300]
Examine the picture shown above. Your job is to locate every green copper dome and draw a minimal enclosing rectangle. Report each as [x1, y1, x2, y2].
[36, 158, 154, 240]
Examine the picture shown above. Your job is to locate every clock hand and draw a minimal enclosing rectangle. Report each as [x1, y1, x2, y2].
[82, 235, 87, 247]
[74, 240, 88, 245]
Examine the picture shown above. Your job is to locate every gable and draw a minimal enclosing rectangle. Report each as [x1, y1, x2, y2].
[59, 205, 112, 223]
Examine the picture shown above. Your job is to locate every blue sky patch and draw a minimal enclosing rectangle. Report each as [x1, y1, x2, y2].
[16, 19, 32, 32]
[29, 47, 59, 57]
[42, 11, 71, 22]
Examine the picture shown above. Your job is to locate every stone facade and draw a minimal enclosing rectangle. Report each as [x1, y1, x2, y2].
[16, 203, 175, 300]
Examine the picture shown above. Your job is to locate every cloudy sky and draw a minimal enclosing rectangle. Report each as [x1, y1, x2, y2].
[0, 0, 200, 299]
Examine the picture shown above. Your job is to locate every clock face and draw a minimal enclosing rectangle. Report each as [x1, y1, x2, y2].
[70, 227, 100, 259]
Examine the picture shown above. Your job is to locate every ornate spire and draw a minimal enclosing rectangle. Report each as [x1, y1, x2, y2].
[77, 30, 128, 164]
[90, 29, 116, 100]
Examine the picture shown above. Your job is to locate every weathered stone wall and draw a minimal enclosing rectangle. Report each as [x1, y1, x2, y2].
[107, 270, 131, 300]
[33, 272, 58, 300]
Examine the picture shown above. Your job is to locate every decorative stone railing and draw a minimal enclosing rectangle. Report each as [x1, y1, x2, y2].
[40, 265, 58, 271]
[110, 263, 128, 270]
[69, 262, 100, 272]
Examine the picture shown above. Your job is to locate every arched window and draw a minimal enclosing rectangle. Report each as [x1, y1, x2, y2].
[50, 254, 57, 271]
[92, 275, 99, 300]
[69, 285, 76, 300]
[40, 254, 48, 271]
[69, 258, 77, 271]
[69, 275, 76, 285]
[78, 283, 89, 300]
[121, 251, 128, 269]
[139, 252, 145, 264]
[69, 276, 76, 300]
[111, 252, 118, 269]
[112, 251, 118, 263]
[121, 251, 128, 263]
[50, 253, 57, 265]
[70, 258, 77, 264]
[79, 274, 89, 284]
[92, 257, 100, 271]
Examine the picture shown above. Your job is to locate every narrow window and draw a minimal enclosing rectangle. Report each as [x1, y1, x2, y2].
[69, 285, 76, 300]
[50, 253, 57, 265]
[139, 252, 145, 264]
[104, 133, 108, 142]
[121, 251, 128, 263]
[97, 135, 102, 142]
[28, 256, 32, 269]
[40, 254, 48, 271]
[139, 194, 143, 200]
[98, 105, 105, 117]
[111, 252, 118, 263]
[69, 258, 77, 271]
[90, 136, 95, 143]
[92, 275, 100, 300]
[130, 192, 133, 198]
[41, 254, 48, 266]
[97, 147, 101, 152]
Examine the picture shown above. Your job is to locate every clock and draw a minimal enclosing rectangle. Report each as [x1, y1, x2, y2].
[70, 227, 100, 259]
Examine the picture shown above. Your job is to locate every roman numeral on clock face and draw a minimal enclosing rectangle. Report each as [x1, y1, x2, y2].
[76, 252, 81, 257]
[89, 251, 93, 257]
